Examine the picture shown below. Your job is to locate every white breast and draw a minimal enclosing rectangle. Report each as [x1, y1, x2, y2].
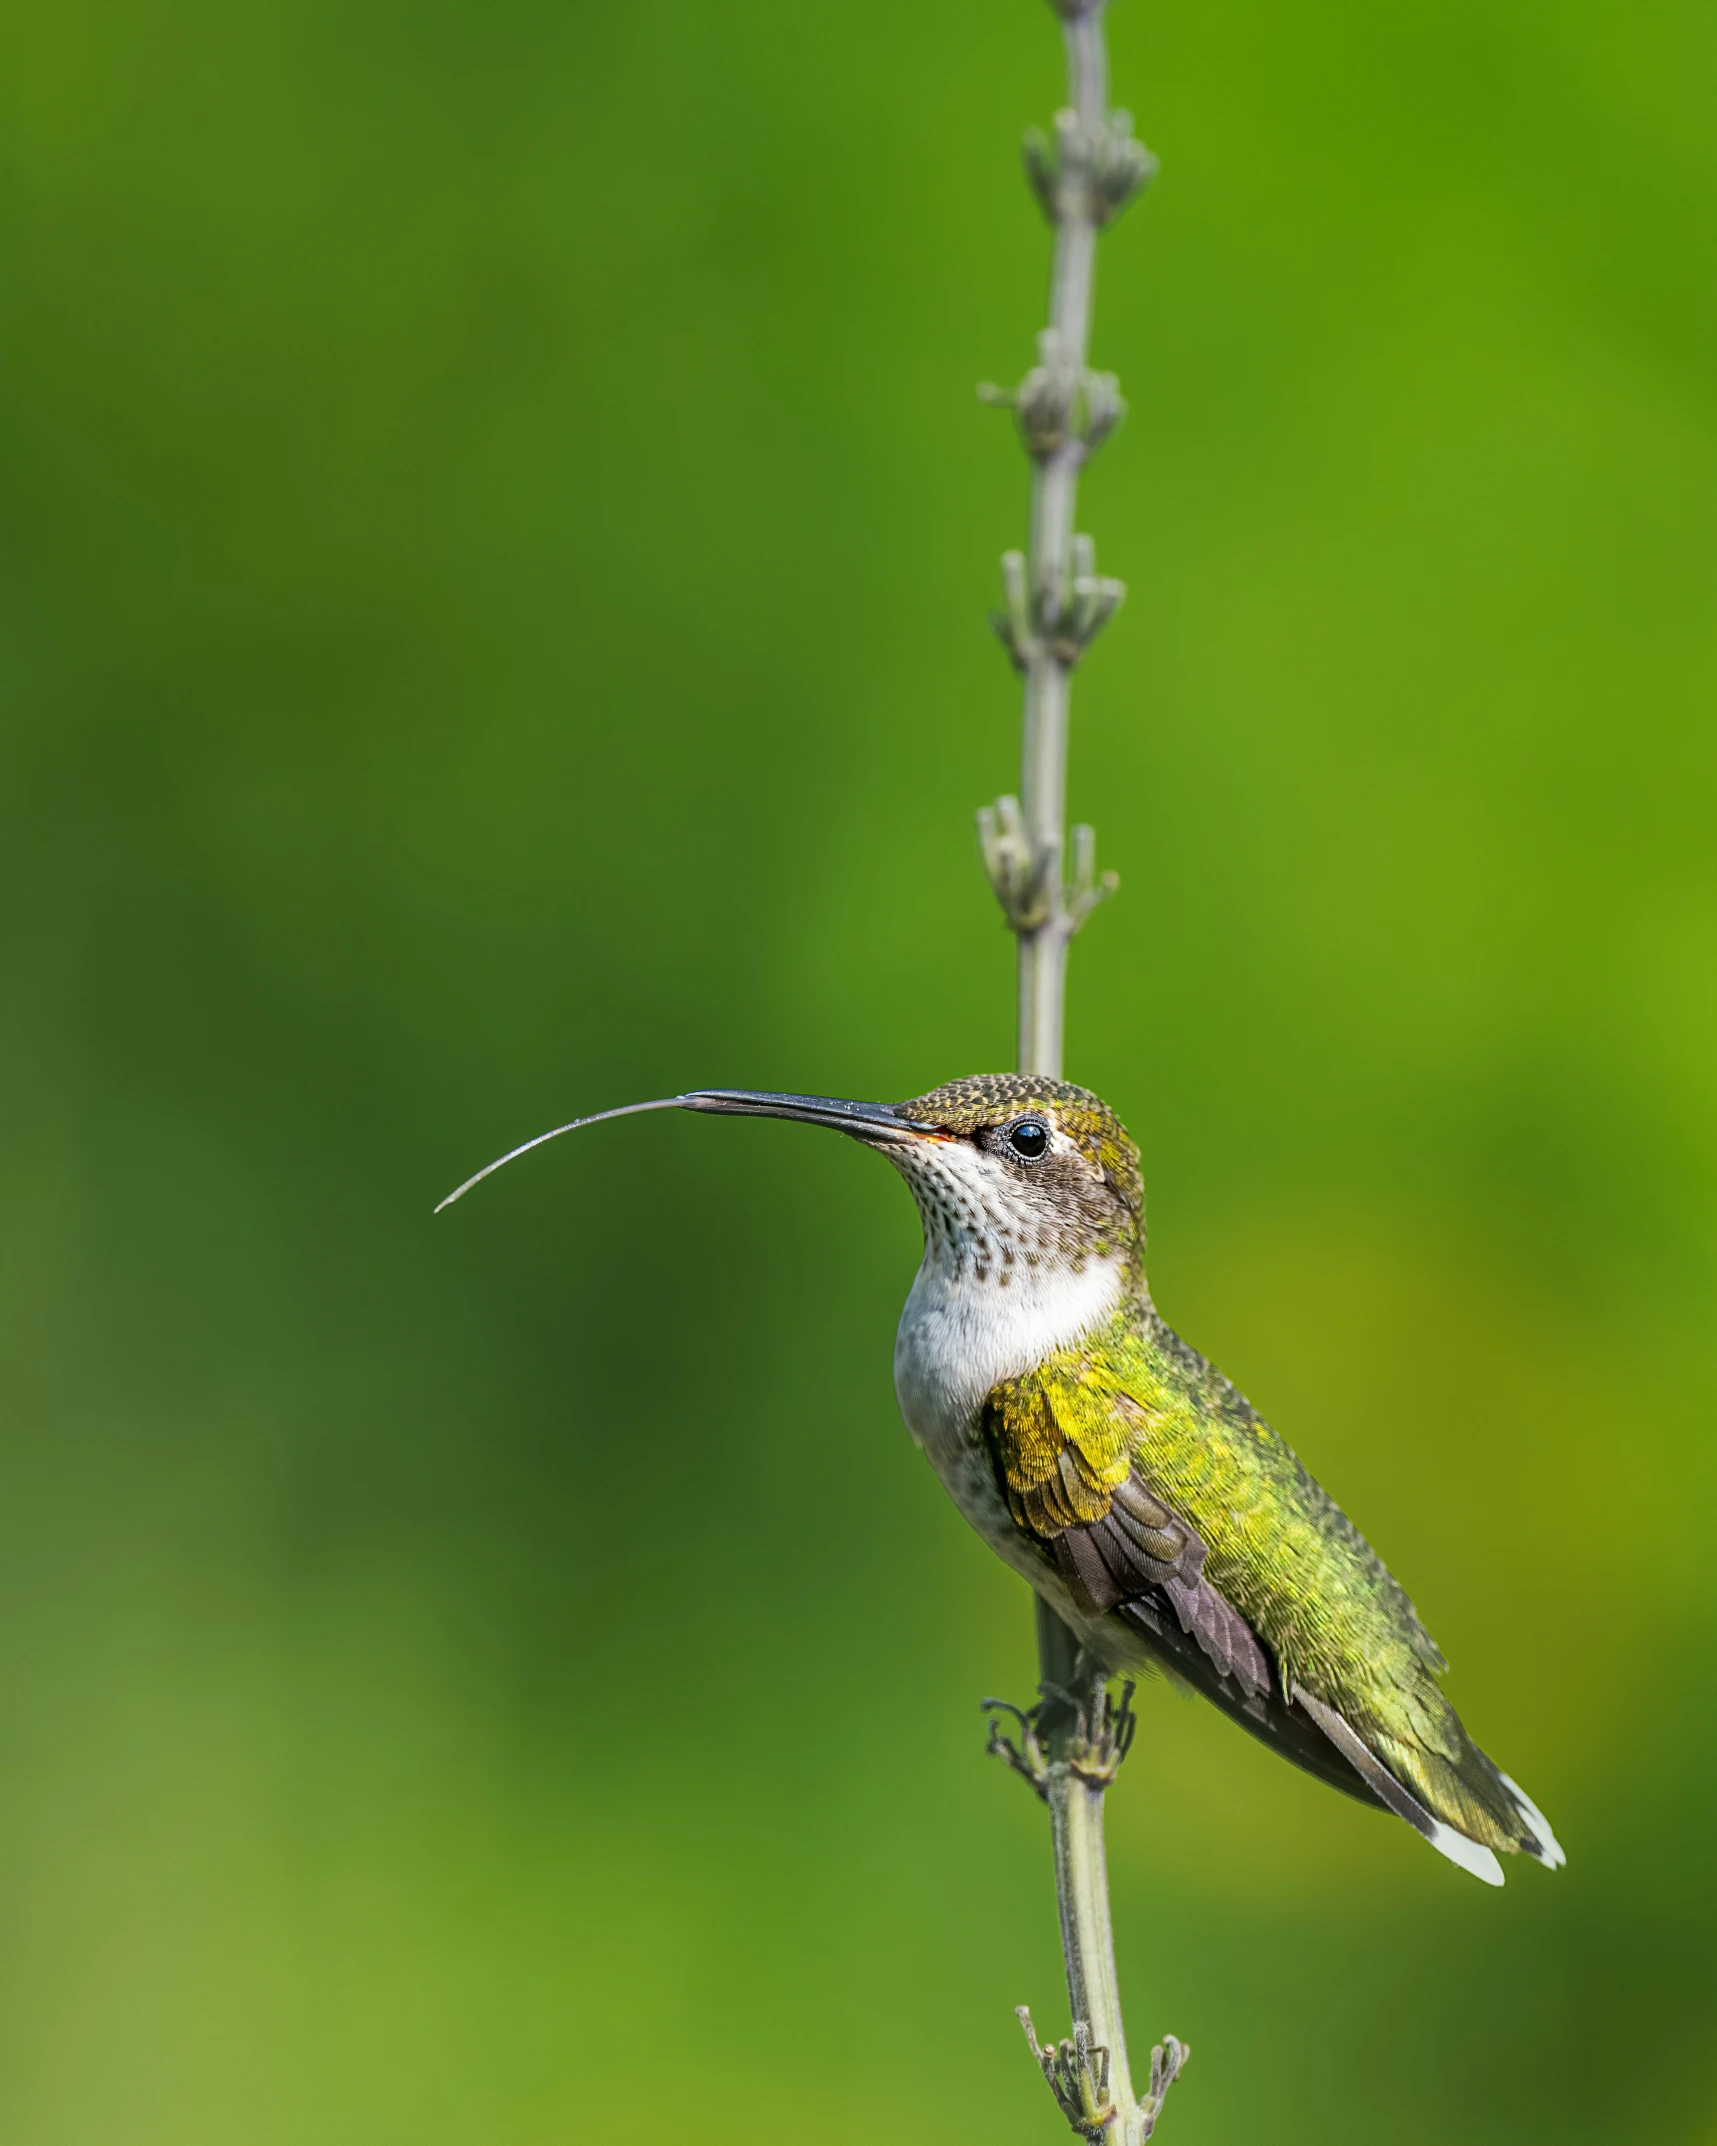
[893, 1251, 1124, 1466]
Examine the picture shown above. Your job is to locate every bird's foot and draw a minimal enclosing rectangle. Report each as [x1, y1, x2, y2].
[982, 1695, 1051, 1800]
[1075, 1675, 1137, 1787]
[1044, 1674, 1137, 1787]
[983, 1675, 1136, 1796]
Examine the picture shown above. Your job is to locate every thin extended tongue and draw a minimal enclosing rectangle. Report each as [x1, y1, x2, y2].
[435, 1089, 932, 1212]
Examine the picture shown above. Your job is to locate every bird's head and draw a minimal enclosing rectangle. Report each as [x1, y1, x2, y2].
[438, 1073, 1145, 1284]
[882, 1075, 1144, 1281]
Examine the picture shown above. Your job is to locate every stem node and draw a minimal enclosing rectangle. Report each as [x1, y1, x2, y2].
[1022, 106, 1158, 227]
[1017, 2008, 1120, 2141]
[980, 334, 1127, 463]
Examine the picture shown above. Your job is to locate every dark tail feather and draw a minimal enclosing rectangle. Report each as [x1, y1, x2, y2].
[1117, 1597, 1384, 1810]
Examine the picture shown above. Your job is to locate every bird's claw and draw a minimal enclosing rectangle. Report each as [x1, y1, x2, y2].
[1070, 1676, 1136, 1788]
[983, 1675, 1136, 1796]
[982, 1696, 1051, 1800]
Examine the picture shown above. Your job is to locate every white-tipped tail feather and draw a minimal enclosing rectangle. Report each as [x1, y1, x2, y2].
[1291, 1684, 1515, 1886]
[1424, 1819, 1505, 1887]
[1501, 1772, 1567, 1869]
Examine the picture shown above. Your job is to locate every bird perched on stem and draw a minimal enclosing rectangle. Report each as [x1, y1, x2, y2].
[441, 1073, 1564, 1885]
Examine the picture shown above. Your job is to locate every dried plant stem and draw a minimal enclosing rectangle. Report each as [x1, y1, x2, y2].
[1040, 1608, 1129, 2089]
[976, 4, 1186, 2140]
[1017, 0, 1111, 1078]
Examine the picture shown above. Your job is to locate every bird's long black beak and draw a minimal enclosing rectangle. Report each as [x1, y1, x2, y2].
[435, 1088, 935, 1212]
[678, 1089, 932, 1141]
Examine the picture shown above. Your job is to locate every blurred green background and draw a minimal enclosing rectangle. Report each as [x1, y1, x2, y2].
[2, 0, 1713, 2140]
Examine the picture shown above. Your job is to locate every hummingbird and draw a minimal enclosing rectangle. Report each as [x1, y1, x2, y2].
[441, 1073, 1564, 1886]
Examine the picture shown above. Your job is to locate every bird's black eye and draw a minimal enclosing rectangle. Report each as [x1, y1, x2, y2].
[1007, 1117, 1050, 1161]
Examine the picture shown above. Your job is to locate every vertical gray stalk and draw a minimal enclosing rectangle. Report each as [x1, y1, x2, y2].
[976, 4, 1187, 2139]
